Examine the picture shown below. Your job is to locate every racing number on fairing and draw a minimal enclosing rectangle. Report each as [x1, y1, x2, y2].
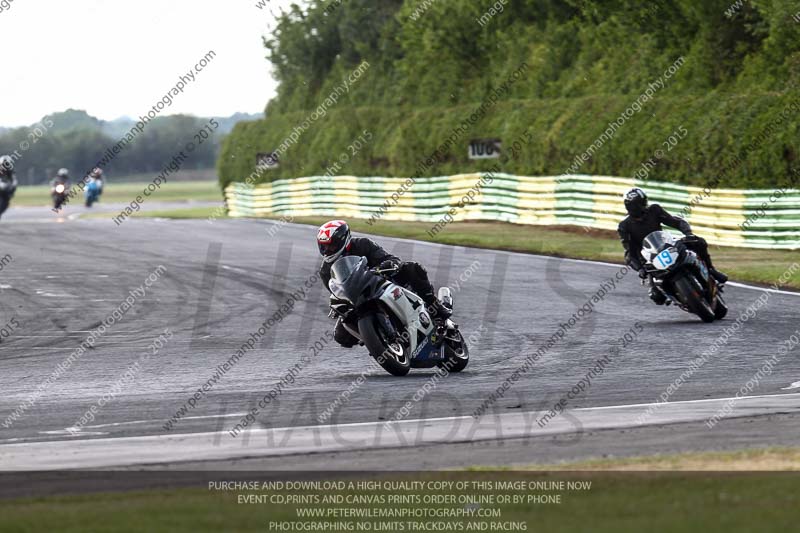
[654, 249, 676, 270]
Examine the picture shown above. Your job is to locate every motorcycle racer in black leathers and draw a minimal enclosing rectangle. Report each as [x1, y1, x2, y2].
[618, 188, 728, 305]
[317, 220, 451, 348]
[0, 155, 19, 219]
[50, 168, 70, 210]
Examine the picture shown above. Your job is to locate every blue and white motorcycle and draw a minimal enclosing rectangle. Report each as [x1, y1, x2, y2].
[84, 177, 103, 207]
[642, 231, 728, 323]
[328, 256, 469, 376]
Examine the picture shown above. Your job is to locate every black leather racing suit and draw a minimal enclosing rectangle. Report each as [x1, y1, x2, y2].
[618, 204, 717, 302]
[319, 237, 440, 347]
[51, 176, 70, 205]
[0, 170, 18, 219]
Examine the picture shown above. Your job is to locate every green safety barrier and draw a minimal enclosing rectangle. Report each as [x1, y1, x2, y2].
[224, 174, 800, 250]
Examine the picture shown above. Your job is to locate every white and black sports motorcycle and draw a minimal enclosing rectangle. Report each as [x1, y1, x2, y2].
[328, 256, 469, 376]
[641, 231, 728, 323]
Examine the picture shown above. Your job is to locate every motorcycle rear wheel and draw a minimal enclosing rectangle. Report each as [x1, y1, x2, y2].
[359, 313, 410, 376]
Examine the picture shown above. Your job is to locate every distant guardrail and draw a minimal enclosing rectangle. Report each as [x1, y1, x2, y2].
[224, 174, 800, 249]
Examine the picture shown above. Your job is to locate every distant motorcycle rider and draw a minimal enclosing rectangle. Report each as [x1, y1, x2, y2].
[618, 188, 728, 305]
[0, 155, 19, 219]
[87, 167, 104, 186]
[84, 167, 104, 207]
[51, 168, 70, 208]
[317, 220, 451, 348]
[51, 168, 70, 187]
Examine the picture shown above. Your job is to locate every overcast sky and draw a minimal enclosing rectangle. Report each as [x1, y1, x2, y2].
[1, 0, 301, 127]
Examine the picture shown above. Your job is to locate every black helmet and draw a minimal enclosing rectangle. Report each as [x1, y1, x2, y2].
[624, 188, 648, 217]
[316, 220, 351, 263]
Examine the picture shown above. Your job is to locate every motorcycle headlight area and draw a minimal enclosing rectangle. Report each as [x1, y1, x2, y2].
[328, 279, 348, 301]
[652, 247, 679, 270]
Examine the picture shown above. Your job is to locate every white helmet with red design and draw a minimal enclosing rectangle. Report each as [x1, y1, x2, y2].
[317, 220, 351, 263]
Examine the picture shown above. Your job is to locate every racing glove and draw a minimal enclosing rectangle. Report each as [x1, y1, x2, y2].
[378, 259, 400, 274]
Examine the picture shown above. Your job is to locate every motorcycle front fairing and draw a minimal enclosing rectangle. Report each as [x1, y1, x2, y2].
[377, 284, 445, 368]
[641, 231, 683, 300]
[641, 231, 712, 304]
[329, 256, 387, 310]
[641, 231, 681, 274]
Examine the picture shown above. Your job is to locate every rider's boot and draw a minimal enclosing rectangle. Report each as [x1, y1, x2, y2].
[423, 293, 452, 323]
[710, 268, 728, 285]
[649, 286, 667, 305]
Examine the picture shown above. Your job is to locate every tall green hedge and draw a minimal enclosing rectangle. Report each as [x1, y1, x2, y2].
[219, 91, 799, 189]
[218, 0, 800, 190]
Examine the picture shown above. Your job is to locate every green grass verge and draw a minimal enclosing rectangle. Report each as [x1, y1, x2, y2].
[12, 180, 223, 207]
[3, 452, 800, 533]
[79, 206, 224, 220]
[107, 169, 217, 183]
[139, 207, 224, 219]
[286, 216, 800, 290]
[113, 210, 799, 290]
[510, 447, 800, 471]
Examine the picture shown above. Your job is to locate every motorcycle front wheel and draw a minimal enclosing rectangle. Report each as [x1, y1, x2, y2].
[438, 329, 469, 373]
[673, 275, 715, 323]
[358, 313, 410, 376]
[714, 292, 729, 320]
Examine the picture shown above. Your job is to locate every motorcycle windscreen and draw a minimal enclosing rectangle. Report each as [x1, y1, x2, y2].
[329, 255, 369, 302]
[641, 231, 677, 261]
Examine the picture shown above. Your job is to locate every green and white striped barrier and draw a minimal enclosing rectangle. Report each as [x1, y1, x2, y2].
[224, 174, 800, 250]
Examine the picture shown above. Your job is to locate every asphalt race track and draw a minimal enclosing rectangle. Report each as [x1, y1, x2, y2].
[1, 205, 799, 470]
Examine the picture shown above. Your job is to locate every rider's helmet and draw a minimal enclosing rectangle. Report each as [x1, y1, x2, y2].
[317, 220, 351, 263]
[0, 155, 13, 175]
[623, 188, 648, 218]
[57, 168, 69, 179]
[90, 167, 104, 179]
